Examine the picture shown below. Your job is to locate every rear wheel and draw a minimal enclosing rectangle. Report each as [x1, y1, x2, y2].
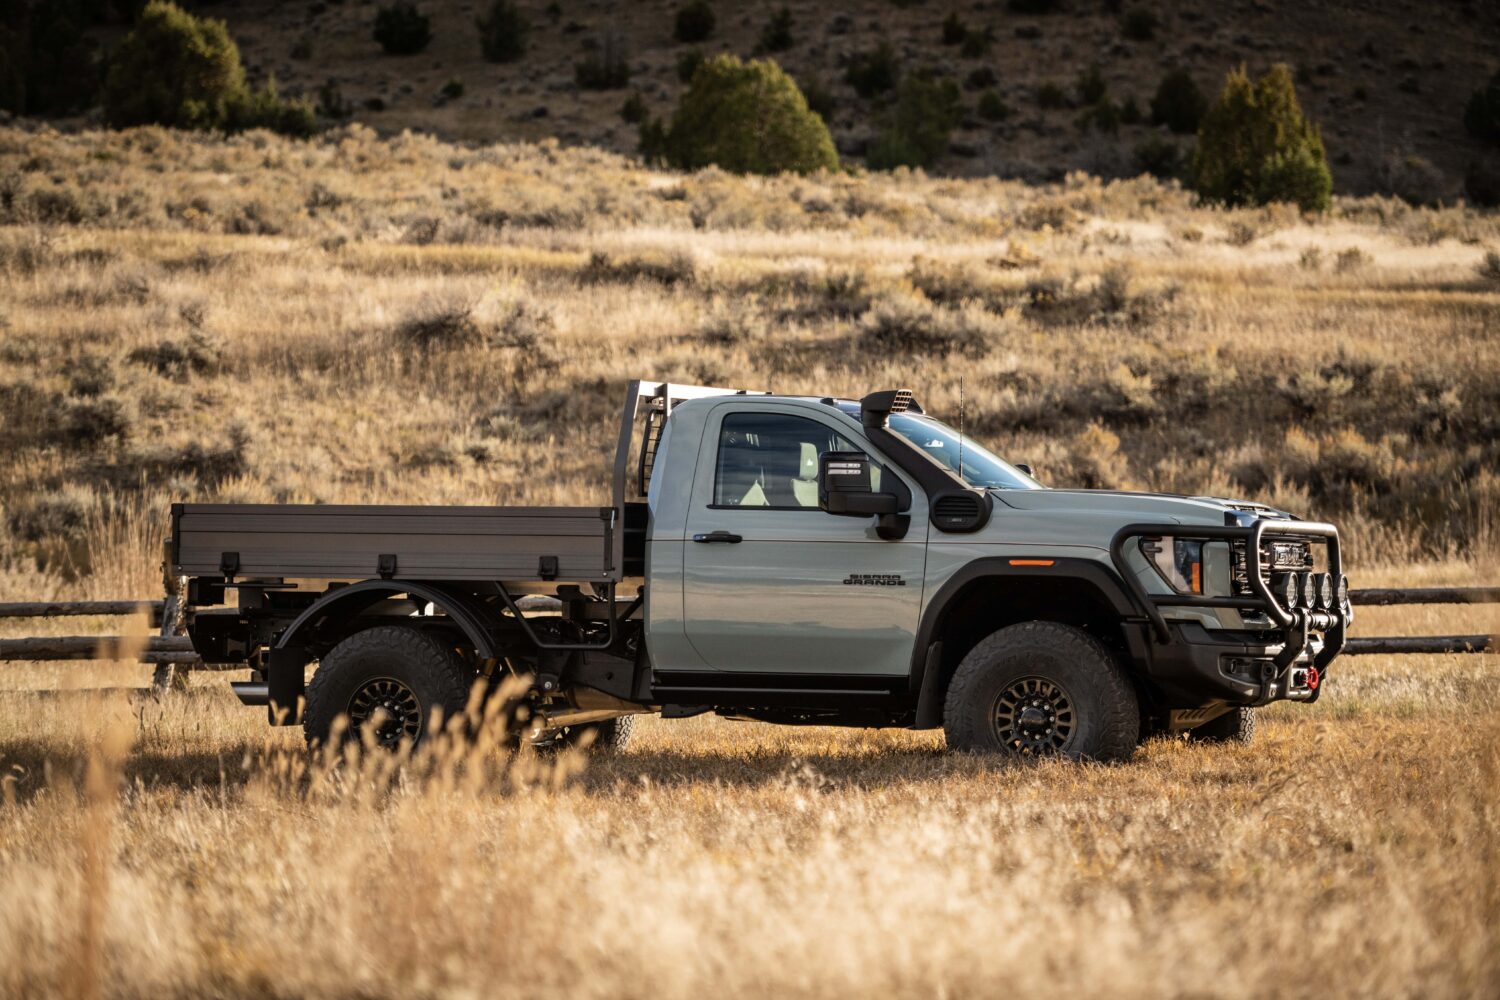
[1188, 706, 1256, 744]
[943, 621, 1139, 761]
[303, 625, 473, 750]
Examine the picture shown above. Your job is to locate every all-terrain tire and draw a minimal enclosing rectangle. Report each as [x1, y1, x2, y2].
[943, 621, 1139, 761]
[539, 714, 638, 754]
[1188, 706, 1256, 744]
[303, 625, 473, 750]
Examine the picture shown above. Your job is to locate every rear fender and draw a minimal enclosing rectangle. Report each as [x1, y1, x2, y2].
[266, 580, 499, 724]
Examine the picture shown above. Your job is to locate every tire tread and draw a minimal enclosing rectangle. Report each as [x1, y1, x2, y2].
[303, 625, 472, 748]
[540, 713, 637, 754]
[1189, 705, 1256, 744]
[942, 621, 1139, 761]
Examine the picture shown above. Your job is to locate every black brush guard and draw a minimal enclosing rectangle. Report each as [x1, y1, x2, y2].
[1109, 520, 1348, 676]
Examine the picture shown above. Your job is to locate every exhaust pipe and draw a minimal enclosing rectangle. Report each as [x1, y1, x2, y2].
[231, 681, 269, 706]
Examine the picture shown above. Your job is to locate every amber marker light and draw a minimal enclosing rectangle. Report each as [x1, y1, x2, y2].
[1009, 559, 1055, 567]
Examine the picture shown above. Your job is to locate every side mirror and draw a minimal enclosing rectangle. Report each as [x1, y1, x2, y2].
[819, 452, 908, 539]
[1016, 463, 1033, 477]
[819, 452, 874, 514]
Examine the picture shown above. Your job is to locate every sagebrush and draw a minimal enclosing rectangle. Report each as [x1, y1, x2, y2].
[0, 122, 1497, 999]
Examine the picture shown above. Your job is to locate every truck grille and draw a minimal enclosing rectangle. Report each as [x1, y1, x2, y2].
[1267, 541, 1314, 570]
[1230, 540, 1313, 595]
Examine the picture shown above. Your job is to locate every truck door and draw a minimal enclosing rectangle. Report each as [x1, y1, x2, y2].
[680, 404, 928, 677]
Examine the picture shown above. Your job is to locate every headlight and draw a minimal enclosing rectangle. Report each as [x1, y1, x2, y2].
[1140, 536, 1204, 595]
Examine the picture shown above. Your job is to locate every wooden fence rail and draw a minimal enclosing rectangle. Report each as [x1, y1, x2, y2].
[0, 588, 1494, 693]
[0, 589, 191, 693]
[1340, 586, 1498, 656]
[0, 635, 194, 661]
[1345, 635, 1496, 655]
[1348, 587, 1500, 606]
[0, 600, 164, 621]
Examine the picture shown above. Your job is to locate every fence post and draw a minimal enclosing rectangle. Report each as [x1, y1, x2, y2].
[151, 576, 190, 695]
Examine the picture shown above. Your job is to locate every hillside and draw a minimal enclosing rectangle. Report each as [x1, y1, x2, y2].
[198, 0, 1500, 198]
[2, 122, 1497, 584]
[0, 108, 1498, 1000]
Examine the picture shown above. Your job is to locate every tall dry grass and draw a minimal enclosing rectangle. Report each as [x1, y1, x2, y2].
[0, 653, 1496, 997]
[0, 124, 1496, 996]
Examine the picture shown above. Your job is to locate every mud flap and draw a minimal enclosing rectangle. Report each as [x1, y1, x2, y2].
[267, 645, 310, 725]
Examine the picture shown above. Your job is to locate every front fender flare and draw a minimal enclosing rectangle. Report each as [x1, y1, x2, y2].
[909, 557, 1146, 728]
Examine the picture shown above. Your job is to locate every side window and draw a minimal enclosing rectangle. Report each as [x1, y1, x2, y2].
[713, 412, 859, 509]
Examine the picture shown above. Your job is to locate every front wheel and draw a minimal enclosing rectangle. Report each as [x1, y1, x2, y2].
[1188, 706, 1256, 744]
[531, 714, 638, 754]
[943, 621, 1139, 761]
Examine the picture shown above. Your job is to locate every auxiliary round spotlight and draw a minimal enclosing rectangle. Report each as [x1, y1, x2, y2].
[1297, 571, 1315, 611]
[1272, 572, 1297, 610]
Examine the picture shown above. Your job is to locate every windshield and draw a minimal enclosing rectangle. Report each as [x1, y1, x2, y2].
[886, 413, 1043, 490]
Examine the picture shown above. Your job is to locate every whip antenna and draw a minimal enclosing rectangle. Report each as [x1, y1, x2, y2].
[958, 376, 965, 482]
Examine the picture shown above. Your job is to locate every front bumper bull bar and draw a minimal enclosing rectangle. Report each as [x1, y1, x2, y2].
[1109, 520, 1348, 679]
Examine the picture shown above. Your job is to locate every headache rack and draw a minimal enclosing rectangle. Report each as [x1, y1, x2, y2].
[1110, 519, 1347, 668]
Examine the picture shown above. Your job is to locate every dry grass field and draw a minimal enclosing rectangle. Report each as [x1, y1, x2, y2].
[0, 122, 1498, 996]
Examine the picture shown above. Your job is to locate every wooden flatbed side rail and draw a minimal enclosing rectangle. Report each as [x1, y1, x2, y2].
[1350, 587, 1500, 605]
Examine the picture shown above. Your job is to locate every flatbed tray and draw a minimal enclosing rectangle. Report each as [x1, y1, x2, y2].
[170, 503, 618, 584]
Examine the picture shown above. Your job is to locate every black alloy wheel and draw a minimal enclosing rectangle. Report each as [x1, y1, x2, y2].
[991, 675, 1077, 755]
[346, 676, 423, 749]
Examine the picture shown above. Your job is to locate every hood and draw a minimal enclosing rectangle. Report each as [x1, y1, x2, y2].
[991, 489, 1291, 527]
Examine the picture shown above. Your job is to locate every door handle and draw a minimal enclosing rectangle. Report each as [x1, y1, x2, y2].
[692, 531, 743, 543]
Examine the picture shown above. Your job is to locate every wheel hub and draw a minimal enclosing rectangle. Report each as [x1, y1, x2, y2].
[992, 676, 1076, 755]
[347, 677, 422, 749]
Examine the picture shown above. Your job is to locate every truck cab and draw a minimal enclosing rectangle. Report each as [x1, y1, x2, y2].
[174, 380, 1349, 760]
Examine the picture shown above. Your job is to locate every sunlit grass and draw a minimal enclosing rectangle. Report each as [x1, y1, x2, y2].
[0, 124, 1496, 996]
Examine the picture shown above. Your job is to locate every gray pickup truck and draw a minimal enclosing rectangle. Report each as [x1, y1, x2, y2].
[173, 380, 1348, 760]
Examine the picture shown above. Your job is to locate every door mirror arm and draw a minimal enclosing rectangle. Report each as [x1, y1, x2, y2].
[824, 491, 899, 516]
[823, 490, 909, 540]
